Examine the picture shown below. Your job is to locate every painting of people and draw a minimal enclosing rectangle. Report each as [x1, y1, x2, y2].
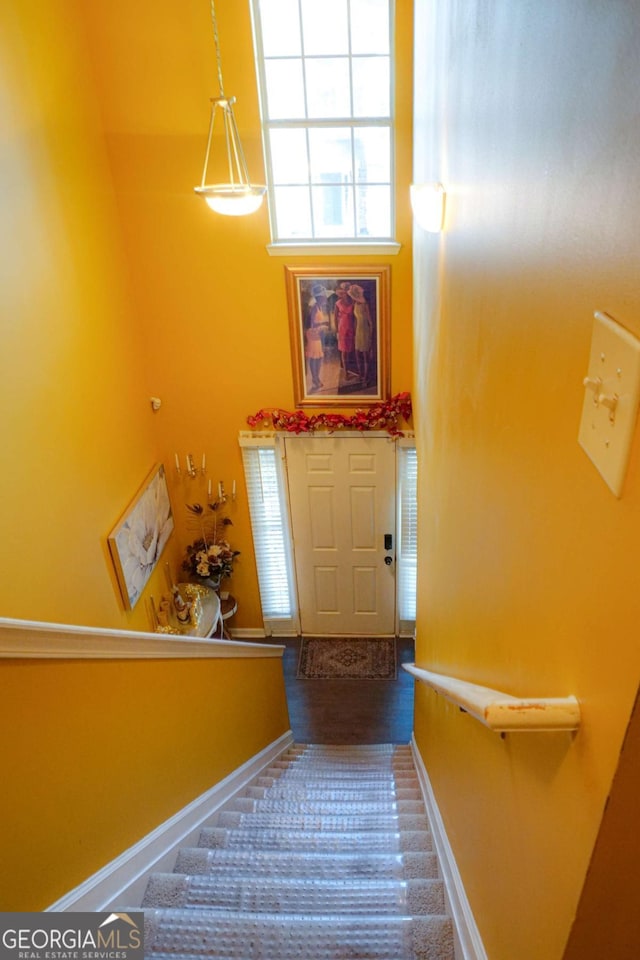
[285, 266, 390, 406]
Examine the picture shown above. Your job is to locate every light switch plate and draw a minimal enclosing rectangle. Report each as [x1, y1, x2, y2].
[578, 311, 640, 497]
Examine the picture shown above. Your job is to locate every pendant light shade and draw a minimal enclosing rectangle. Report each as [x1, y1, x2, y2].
[194, 3, 265, 216]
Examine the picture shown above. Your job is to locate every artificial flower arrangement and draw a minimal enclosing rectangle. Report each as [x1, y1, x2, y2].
[181, 501, 240, 585]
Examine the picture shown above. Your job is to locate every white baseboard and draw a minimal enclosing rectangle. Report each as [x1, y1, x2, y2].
[229, 628, 299, 640]
[410, 735, 487, 960]
[47, 729, 295, 913]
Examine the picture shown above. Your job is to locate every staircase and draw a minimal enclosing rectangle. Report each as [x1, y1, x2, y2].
[140, 744, 454, 959]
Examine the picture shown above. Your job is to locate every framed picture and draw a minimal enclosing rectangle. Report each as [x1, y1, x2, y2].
[285, 265, 390, 406]
[108, 463, 174, 610]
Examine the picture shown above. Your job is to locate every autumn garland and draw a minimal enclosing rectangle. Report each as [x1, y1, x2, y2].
[247, 392, 412, 436]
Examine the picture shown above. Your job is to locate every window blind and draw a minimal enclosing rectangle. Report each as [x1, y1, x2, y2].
[397, 444, 417, 625]
[241, 442, 298, 634]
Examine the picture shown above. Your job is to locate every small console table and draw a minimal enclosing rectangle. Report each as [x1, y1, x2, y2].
[218, 594, 238, 639]
[157, 583, 222, 639]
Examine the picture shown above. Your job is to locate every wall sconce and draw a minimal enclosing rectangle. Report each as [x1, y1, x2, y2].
[194, 0, 266, 216]
[410, 182, 446, 233]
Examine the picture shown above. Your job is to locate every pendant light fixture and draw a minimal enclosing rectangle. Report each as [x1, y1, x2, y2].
[194, 0, 266, 216]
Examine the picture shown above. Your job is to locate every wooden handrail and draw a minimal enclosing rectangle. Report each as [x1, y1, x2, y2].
[403, 663, 580, 733]
[0, 616, 284, 660]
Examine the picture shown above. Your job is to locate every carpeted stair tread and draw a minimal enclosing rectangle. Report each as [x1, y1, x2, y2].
[198, 825, 432, 853]
[262, 769, 418, 785]
[142, 874, 446, 916]
[230, 796, 425, 815]
[216, 809, 427, 832]
[245, 783, 421, 801]
[279, 758, 416, 770]
[173, 847, 441, 881]
[143, 909, 454, 960]
[290, 742, 410, 752]
[138, 743, 453, 959]
[274, 758, 416, 771]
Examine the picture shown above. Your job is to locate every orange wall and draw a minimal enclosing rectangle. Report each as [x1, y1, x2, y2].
[0, 653, 289, 909]
[412, 2, 640, 958]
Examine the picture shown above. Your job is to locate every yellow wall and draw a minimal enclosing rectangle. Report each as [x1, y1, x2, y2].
[0, 0, 410, 913]
[0, 0, 180, 631]
[80, 0, 415, 629]
[412, 2, 640, 958]
[0, 654, 290, 909]
[0, 0, 413, 632]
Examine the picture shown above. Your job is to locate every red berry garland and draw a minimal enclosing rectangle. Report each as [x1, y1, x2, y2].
[247, 392, 412, 436]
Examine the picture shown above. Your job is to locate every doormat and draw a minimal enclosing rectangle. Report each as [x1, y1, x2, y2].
[297, 636, 397, 680]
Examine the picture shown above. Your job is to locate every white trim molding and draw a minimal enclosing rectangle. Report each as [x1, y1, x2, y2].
[411, 737, 488, 960]
[266, 242, 401, 257]
[0, 617, 284, 660]
[47, 730, 295, 912]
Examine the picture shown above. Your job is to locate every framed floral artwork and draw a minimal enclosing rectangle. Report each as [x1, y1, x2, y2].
[285, 265, 390, 407]
[108, 463, 174, 610]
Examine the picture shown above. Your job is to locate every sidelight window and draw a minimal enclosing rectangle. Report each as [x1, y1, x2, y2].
[240, 437, 299, 634]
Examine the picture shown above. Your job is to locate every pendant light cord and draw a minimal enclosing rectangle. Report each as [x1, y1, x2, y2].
[209, 0, 225, 98]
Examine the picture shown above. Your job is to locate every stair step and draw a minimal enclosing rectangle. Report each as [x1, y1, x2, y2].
[198, 826, 432, 853]
[142, 874, 446, 916]
[217, 810, 427, 832]
[135, 743, 453, 960]
[263, 768, 418, 784]
[174, 847, 441, 881]
[272, 756, 414, 768]
[246, 784, 421, 801]
[289, 742, 410, 752]
[143, 909, 454, 960]
[231, 796, 425, 815]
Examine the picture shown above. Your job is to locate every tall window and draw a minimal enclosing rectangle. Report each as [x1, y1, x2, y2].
[250, 0, 394, 244]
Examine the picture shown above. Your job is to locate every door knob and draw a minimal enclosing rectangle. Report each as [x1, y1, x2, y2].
[384, 555, 393, 566]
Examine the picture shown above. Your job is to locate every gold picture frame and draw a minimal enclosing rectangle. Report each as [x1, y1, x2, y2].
[107, 463, 174, 610]
[285, 265, 390, 407]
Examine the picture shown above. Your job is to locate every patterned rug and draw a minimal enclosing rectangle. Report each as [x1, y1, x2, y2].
[297, 637, 397, 680]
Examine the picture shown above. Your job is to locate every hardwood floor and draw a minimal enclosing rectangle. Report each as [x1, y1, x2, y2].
[274, 636, 415, 745]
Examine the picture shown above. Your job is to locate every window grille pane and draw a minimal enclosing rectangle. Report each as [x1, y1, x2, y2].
[354, 127, 390, 182]
[304, 58, 351, 118]
[301, 0, 349, 55]
[241, 446, 296, 622]
[259, 0, 301, 56]
[356, 184, 391, 237]
[308, 128, 353, 183]
[270, 129, 309, 184]
[398, 446, 418, 624]
[352, 57, 390, 116]
[265, 60, 306, 119]
[274, 185, 312, 238]
[350, 0, 390, 54]
[312, 184, 354, 236]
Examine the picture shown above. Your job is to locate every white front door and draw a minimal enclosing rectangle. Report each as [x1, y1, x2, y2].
[284, 435, 396, 635]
